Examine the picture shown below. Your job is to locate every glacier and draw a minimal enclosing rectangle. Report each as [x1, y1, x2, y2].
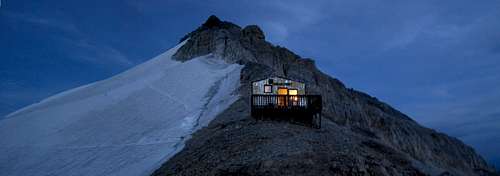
[0, 41, 243, 176]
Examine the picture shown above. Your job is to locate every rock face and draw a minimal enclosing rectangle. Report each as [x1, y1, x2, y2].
[153, 16, 497, 176]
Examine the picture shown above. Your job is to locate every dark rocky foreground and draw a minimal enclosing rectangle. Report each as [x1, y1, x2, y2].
[152, 16, 498, 176]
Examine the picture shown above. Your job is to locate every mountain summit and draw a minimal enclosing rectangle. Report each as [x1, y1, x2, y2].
[0, 15, 497, 176]
[153, 16, 497, 176]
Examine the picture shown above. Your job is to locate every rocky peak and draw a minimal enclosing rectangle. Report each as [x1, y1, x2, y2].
[173, 16, 310, 79]
[202, 15, 223, 28]
[158, 16, 498, 175]
[242, 25, 265, 41]
[178, 15, 241, 43]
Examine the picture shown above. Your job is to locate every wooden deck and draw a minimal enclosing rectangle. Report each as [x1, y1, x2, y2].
[251, 95, 322, 128]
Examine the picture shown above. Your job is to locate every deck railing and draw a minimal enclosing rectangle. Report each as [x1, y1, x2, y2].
[251, 95, 322, 110]
[251, 95, 322, 128]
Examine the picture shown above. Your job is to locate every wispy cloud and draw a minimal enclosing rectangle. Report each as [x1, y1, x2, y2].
[247, 0, 329, 43]
[4, 11, 134, 67]
[70, 39, 134, 67]
[1, 0, 499, 167]
[3, 11, 81, 34]
[261, 21, 289, 43]
[383, 15, 435, 50]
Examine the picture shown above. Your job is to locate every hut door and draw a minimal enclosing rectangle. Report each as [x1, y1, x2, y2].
[277, 88, 288, 106]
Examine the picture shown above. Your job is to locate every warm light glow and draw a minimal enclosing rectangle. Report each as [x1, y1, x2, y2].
[278, 88, 288, 95]
[289, 89, 298, 95]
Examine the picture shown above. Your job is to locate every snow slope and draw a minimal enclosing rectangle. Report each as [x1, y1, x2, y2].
[0, 41, 243, 176]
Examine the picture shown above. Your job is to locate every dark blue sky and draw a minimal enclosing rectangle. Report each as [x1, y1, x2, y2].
[1, 0, 499, 168]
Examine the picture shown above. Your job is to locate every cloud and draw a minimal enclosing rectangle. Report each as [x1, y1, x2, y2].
[382, 15, 435, 50]
[261, 21, 289, 43]
[4, 11, 134, 67]
[400, 72, 500, 166]
[2, 0, 499, 168]
[240, 0, 330, 44]
[62, 38, 134, 67]
[430, 86, 452, 98]
[265, 0, 500, 167]
[3, 11, 81, 34]
[268, 0, 324, 25]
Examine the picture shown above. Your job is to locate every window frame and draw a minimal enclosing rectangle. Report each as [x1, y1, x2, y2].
[263, 84, 273, 93]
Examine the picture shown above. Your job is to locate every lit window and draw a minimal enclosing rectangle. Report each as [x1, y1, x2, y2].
[278, 88, 288, 95]
[288, 89, 298, 95]
[264, 85, 272, 93]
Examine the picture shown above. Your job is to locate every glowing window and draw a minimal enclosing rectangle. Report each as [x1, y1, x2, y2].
[264, 85, 272, 93]
[288, 89, 298, 95]
[278, 88, 288, 95]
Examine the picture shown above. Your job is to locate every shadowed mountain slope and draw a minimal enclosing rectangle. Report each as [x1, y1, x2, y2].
[153, 16, 497, 176]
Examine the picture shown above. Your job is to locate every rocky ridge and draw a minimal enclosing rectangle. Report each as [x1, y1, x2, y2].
[153, 15, 497, 176]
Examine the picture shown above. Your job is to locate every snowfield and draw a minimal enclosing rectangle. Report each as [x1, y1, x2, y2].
[0, 41, 243, 176]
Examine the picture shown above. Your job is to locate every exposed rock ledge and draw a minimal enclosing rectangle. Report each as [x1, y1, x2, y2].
[153, 16, 498, 176]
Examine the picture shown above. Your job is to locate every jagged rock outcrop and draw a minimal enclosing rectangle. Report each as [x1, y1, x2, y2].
[153, 16, 497, 176]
